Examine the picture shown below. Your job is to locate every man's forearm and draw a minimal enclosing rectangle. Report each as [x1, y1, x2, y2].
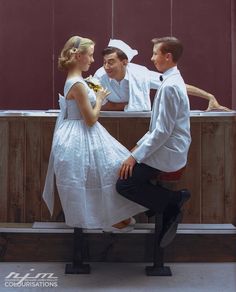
[185, 84, 231, 111]
[186, 84, 214, 101]
[101, 101, 128, 111]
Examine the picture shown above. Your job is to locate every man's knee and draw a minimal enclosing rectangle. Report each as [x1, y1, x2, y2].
[116, 178, 127, 194]
[116, 177, 136, 195]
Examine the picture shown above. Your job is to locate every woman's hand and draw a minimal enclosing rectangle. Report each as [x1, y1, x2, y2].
[72, 83, 110, 127]
[96, 88, 110, 103]
[119, 156, 137, 179]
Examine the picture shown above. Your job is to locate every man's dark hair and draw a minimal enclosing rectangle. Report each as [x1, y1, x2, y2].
[152, 37, 183, 63]
[102, 47, 128, 61]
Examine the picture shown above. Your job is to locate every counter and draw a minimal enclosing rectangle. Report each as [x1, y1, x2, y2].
[0, 110, 236, 225]
[1, 109, 236, 117]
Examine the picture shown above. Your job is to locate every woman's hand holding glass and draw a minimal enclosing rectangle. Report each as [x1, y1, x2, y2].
[96, 87, 110, 104]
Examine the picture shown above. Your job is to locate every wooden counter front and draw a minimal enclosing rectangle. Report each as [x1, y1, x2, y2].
[0, 114, 236, 225]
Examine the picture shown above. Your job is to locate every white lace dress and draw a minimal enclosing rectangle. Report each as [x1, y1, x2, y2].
[43, 77, 146, 228]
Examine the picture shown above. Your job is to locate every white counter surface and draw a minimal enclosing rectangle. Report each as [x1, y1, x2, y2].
[0, 110, 236, 117]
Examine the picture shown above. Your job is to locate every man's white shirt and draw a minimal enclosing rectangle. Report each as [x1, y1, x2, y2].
[108, 71, 129, 103]
[94, 63, 162, 111]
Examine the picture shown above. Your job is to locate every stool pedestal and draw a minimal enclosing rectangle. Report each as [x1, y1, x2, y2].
[65, 227, 90, 274]
[145, 213, 172, 276]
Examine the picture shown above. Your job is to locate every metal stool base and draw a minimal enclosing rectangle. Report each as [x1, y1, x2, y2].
[145, 265, 172, 276]
[65, 263, 91, 274]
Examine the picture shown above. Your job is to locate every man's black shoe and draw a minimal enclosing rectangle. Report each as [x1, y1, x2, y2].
[177, 189, 191, 210]
[160, 189, 190, 248]
[160, 210, 183, 248]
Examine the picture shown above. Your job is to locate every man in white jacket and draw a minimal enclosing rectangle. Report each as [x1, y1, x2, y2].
[95, 39, 229, 112]
[116, 37, 191, 247]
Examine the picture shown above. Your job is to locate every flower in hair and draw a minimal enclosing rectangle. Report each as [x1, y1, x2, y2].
[70, 48, 79, 54]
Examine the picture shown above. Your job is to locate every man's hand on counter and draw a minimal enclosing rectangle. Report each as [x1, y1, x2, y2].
[206, 95, 231, 112]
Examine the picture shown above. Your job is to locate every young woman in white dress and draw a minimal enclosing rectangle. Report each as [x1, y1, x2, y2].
[42, 36, 146, 231]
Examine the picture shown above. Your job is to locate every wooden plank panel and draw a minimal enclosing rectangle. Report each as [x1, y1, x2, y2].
[224, 119, 236, 225]
[201, 121, 225, 223]
[40, 118, 63, 222]
[0, 120, 9, 221]
[99, 118, 119, 140]
[177, 119, 201, 223]
[100, 118, 150, 223]
[1, 115, 236, 226]
[40, 118, 56, 221]
[118, 118, 149, 150]
[8, 119, 25, 222]
[127, 118, 151, 223]
[25, 118, 42, 222]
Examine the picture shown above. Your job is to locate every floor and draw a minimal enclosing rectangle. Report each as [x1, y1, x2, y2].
[0, 262, 235, 292]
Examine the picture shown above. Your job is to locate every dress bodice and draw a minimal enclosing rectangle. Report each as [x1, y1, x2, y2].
[64, 77, 96, 120]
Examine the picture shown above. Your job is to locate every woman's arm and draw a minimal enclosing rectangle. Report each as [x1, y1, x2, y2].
[186, 84, 231, 111]
[68, 83, 109, 127]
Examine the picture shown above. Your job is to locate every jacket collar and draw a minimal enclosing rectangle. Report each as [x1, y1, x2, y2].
[161, 66, 179, 81]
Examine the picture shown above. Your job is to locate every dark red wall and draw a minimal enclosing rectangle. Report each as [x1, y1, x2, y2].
[0, 0, 234, 110]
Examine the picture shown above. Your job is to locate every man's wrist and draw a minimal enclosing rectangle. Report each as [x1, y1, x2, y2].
[130, 154, 137, 160]
[207, 93, 215, 101]
[131, 153, 139, 163]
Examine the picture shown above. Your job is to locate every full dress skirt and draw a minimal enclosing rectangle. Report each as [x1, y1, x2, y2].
[52, 119, 146, 228]
[43, 77, 146, 229]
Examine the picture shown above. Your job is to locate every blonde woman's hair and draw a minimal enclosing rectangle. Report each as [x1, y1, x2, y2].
[58, 36, 95, 71]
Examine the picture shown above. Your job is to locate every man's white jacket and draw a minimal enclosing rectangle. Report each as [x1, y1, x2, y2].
[132, 66, 191, 172]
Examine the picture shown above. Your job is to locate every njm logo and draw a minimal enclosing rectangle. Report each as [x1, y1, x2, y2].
[4, 268, 58, 288]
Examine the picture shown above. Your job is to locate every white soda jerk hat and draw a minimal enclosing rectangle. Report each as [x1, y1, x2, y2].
[108, 39, 138, 62]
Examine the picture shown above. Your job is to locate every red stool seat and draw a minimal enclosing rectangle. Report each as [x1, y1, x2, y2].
[159, 166, 186, 181]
